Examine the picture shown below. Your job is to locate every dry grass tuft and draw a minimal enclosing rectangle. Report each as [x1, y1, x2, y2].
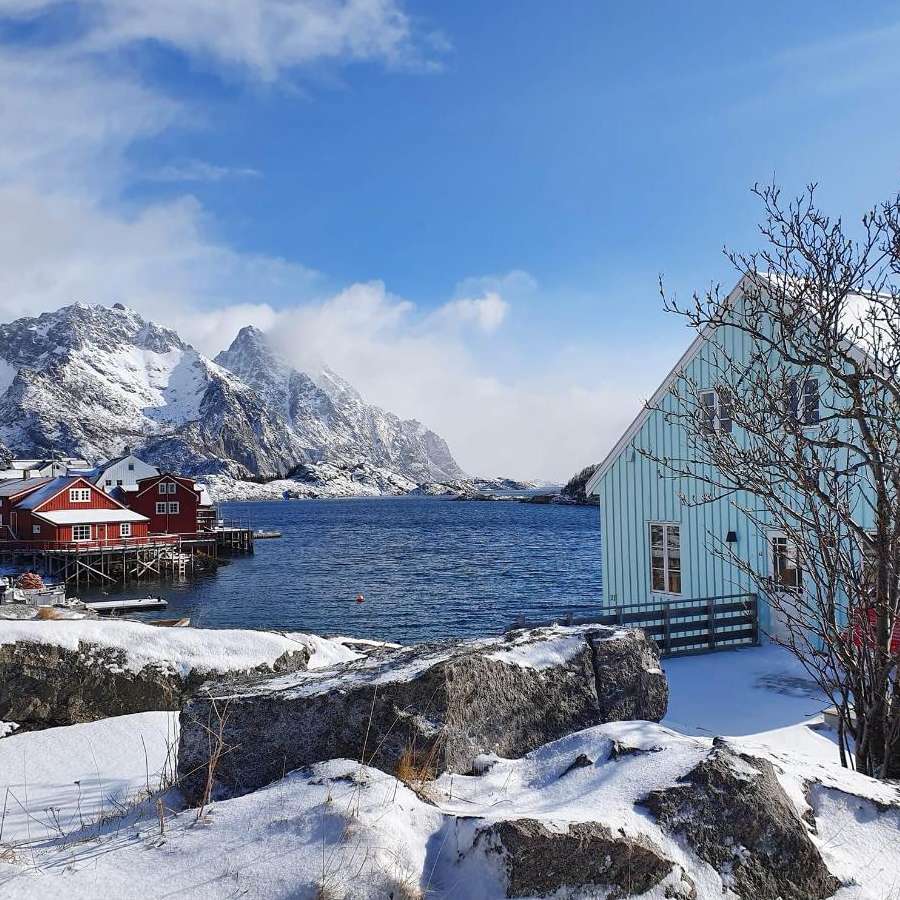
[395, 743, 439, 790]
[35, 606, 64, 620]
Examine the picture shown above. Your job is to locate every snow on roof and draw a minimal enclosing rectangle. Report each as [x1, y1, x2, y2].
[14, 476, 84, 509]
[0, 476, 54, 497]
[34, 508, 148, 525]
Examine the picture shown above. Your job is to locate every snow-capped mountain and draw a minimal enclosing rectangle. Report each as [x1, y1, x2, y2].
[215, 326, 465, 484]
[0, 304, 466, 489]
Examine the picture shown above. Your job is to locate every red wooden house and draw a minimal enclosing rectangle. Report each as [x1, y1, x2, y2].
[0, 475, 150, 548]
[125, 473, 205, 536]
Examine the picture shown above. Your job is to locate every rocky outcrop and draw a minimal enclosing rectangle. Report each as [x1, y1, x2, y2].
[641, 740, 841, 900]
[177, 624, 667, 804]
[0, 637, 310, 727]
[472, 818, 694, 899]
[560, 463, 600, 504]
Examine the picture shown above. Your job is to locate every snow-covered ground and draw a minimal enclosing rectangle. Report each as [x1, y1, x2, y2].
[1, 644, 898, 898]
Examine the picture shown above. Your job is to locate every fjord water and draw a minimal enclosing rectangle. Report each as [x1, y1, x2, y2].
[103, 497, 602, 643]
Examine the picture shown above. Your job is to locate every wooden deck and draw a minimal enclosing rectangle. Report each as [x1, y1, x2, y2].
[0, 522, 254, 589]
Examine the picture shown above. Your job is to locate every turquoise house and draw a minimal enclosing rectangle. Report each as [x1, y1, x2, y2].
[584, 277, 858, 643]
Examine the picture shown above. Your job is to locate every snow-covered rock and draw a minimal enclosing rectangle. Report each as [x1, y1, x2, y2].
[0, 304, 466, 489]
[642, 739, 841, 899]
[177, 623, 668, 803]
[0, 621, 361, 726]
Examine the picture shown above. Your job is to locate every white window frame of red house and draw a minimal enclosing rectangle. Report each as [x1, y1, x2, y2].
[69, 487, 91, 503]
[158, 483, 168, 495]
[168, 501, 180, 514]
[167, 482, 177, 494]
[72, 524, 91, 542]
[120, 522, 131, 537]
[32, 523, 41, 534]
[155, 501, 167, 514]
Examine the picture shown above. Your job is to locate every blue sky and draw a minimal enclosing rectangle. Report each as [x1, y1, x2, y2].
[1, 2, 899, 478]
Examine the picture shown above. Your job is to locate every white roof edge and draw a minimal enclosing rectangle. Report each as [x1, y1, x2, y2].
[585, 276, 748, 497]
[34, 509, 149, 525]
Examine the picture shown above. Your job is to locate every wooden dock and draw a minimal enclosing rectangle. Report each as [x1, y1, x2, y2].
[0, 522, 254, 589]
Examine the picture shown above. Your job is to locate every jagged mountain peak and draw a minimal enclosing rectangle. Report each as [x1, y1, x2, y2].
[0, 303, 467, 487]
[216, 324, 466, 482]
[0, 302, 187, 363]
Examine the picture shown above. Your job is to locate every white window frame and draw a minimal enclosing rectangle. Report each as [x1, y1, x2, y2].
[120, 522, 131, 537]
[770, 531, 803, 592]
[158, 483, 168, 495]
[32, 523, 41, 534]
[167, 482, 177, 494]
[649, 522, 682, 595]
[168, 501, 180, 514]
[69, 487, 91, 503]
[72, 524, 91, 542]
[155, 501, 167, 514]
[698, 389, 731, 434]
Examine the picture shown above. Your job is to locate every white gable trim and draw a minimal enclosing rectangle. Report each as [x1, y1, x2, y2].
[584, 274, 876, 498]
[585, 277, 748, 497]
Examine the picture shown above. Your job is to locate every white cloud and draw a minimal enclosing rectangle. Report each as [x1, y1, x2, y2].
[0, 47, 180, 193]
[434, 292, 509, 334]
[453, 269, 538, 300]
[1, 0, 444, 79]
[149, 161, 262, 183]
[0, 185, 318, 355]
[265, 282, 657, 480]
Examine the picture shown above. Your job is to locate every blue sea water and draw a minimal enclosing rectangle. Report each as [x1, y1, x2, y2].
[86, 497, 603, 644]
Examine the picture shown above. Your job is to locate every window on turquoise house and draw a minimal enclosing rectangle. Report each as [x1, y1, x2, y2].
[772, 534, 803, 590]
[650, 523, 681, 593]
[788, 376, 820, 426]
[699, 389, 732, 434]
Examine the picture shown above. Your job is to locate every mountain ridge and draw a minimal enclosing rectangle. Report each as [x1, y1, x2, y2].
[0, 303, 467, 495]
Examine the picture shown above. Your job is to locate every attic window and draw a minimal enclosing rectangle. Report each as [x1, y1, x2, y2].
[158, 483, 168, 495]
[69, 488, 91, 503]
[788, 377, 820, 426]
[699, 389, 732, 434]
[127, 463, 134, 471]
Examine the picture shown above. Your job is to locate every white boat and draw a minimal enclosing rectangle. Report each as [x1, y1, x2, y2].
[83, 596, 168, 613]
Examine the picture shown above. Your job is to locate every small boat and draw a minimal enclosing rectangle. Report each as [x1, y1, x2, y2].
[84, 596, 168, 614]
[148, 617, 191, 627]
[253, 530, 282, 539]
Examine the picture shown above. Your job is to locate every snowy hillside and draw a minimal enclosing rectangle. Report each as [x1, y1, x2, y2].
[0, 304, 466, 490]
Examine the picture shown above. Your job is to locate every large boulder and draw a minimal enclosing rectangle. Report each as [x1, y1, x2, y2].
[177, 623, 667, 804]
[0, 622, 327, 727]
[641, 740, 841, 900]
[470, 818, 695, 899]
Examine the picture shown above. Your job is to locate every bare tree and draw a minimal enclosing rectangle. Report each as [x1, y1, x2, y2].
[642, 183, 900, 778]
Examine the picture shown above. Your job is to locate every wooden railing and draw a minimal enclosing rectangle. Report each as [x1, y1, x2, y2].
[0, 534, 180, 552]
[507, 593, 759, 657]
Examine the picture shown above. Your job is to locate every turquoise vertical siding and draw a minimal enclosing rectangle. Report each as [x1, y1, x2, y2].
[596, 315, 873, 636]
[597, 323, 772, 631]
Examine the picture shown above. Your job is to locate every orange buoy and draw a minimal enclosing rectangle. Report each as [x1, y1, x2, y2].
[355, 593, 365, 603]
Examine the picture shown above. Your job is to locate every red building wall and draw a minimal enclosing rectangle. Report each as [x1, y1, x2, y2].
[128, 475, 201, 536]
[5, 478, 151, 546]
